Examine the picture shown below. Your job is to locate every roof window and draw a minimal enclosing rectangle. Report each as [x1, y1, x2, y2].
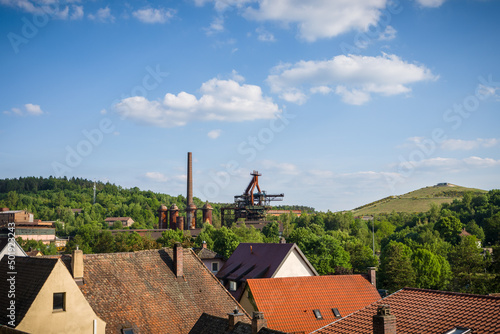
[332, 308, 341, 318]
[443, 328, 471, 334]
[313, 309, 323, 319]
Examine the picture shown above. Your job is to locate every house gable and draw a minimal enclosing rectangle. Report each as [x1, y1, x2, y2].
[16, 260, 105, 334]
[273, 246, 317, 278]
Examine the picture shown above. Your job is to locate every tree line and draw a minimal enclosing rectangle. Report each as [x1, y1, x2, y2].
[1, 177, 499, 295]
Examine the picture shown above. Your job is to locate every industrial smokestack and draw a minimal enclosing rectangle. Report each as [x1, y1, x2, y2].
[187, 152, 193, 205]
[186, 152, 196, 229]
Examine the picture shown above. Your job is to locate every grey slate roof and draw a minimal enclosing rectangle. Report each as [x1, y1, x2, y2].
[0, 257, 58, 327]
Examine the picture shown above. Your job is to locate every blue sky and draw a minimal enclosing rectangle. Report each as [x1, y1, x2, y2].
[1, 0, 499, 212]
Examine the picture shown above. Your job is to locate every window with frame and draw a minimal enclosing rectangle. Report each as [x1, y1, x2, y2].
[53, 292, 65, 312]
[229, 280, 237, 291]
[211, 262, 219, 272]
[122, 328, 134, 334]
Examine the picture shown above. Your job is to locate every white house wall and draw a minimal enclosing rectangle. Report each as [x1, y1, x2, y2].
[273, 249, 316, 278]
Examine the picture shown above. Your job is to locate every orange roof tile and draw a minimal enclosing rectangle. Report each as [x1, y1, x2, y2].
[247, 275, 381, 334]
[314, 288, 500, 334]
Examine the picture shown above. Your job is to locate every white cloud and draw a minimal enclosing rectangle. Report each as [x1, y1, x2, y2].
[246, 0, 388, 41]
[463, 156, 500, 168]
[88, 7, 115, 23]
[415, 0, 447, 8]
[477, 84, 500, 100]
[145, 172, 168, 182]
[441, 138, 499, 151]
[197, 0, 394, 41]
[310, 86, 332, 95]
[0, 0, 83, 19]
[261, 160, 300, 175]
[132, 8, 174, 24]
[114, 76, 280, 127]
[256, 27, 275, 42]
[4, 104, 44, 116]
[205, 16, 224, 35]
[379, 25, 397, 41]
[267, 53, 437, 105]
[207, 129, 222, 139]
[24, 103, 43, 115]
[70, 5, 83, 20]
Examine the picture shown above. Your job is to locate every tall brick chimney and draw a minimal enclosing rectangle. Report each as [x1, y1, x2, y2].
[368, 267, 377, 288]
[252, 312, 267, 334]
[174, 242, 183, 278]
[373, 305, 396, 334]
[228, 308, 244, 331]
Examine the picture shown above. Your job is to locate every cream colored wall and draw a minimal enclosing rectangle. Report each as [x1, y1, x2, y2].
[239, 286, 257, 314]
[273, 249, 316, 278]
[17, 260, 106, 334]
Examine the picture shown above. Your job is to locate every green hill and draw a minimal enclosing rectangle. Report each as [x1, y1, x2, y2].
[351, 183, 487, 216]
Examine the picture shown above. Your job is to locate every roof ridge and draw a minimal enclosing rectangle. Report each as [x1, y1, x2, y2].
[402, 287, 500, 300]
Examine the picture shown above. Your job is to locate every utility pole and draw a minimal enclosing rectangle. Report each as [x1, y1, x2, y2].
[93, 180, 96, 205]
[372, 218, 375, 256]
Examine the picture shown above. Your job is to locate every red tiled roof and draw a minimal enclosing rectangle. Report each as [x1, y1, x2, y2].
[247, 275, 381, 334]
[61, 248, 249, 334]
[313, 288, 500, 334]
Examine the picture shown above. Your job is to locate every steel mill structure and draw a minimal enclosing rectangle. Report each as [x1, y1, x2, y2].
[157, 152, 213, 230]
[157, 154, 284, 230]
[221, 170, 284, 226]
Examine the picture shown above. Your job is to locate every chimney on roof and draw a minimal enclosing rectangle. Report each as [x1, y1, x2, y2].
[373, 305, 396, 334]
[228, 308, 244, 331]
[174, 242, 183, 278]
[72, 248, 84, 280]
[202, 241, 207, 249]
[368, 267, 377, 288]
[252, 312, 267, 334]
[279, 237, 286, 244]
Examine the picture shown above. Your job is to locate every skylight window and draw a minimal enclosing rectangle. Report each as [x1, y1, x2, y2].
[313, 309, 323, 319]
[443, 327, 471, 334]
[122, 329, 134, 334]
[332, 308, 341, 318]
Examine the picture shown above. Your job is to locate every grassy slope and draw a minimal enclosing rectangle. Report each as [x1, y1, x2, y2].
[351, 184, 487, 215]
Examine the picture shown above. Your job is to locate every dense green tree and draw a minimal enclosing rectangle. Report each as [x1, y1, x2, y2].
[344, 239, 378, 274]
[448, 235, 485, 292]
[435, 216, 463, 244]
[212, 227, 240, 259]
[231, 224, 264, 243]
[379, 241, 416, 293]
[157, 229, 186, 248]
[412, 248, 451, 290]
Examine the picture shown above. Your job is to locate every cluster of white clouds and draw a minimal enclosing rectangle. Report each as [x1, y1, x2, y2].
[114, 75, 280, 128]
[0, 0, 175, 24]
[267, 53, 438, 105]
[400, 156, 500, 171]
[407, 137, 499, 151]
[132, 8, 175, 24]
[3, 103, 44, 116]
